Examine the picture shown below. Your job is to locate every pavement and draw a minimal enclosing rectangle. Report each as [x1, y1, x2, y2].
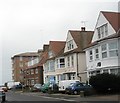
[18, 91, 120, 102]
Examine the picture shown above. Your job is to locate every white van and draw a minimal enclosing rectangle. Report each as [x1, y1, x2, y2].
[7, 81, 21, 90]
[58, 80, 80, 92]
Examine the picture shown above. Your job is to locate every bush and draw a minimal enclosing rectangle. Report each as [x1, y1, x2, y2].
[89, 73, 120, 93]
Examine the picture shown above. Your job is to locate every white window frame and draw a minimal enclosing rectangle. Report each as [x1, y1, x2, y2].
[67, 40, 74, 50]
[89, 50, 93, 61]
[19, 56, 23, 61]
[97, 23, 108, 39]
[108, 41, 118, 57]
[48, 51, 53, 58]
[35, 69, 38, 74]
[56, 58, 65, 69]
[95, 48, 99, 60]
[71, 55, 74, 67]
[31, 79, 35, 85]
[59, 58, 65, 68]
[101, 43, 107, 59]
[67, 56, 70, 67]
[31, 69, 34, 74]
[49, 60, 55, 72]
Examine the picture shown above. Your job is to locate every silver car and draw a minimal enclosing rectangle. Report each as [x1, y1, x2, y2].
[0, 88, 6, 102]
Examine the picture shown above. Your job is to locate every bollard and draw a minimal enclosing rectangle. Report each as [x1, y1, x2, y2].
[80, 91, 85, 97]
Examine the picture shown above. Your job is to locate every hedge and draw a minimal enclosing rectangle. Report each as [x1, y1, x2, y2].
[89, 73, 120, 93]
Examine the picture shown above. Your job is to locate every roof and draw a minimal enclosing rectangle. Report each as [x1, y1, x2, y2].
[38, 51, 48, 66]
[64, 30, 93, 54]
[49, 41, 66, 57]
[11, 52, 39, 59]
[26, 41, 66, 69]
[102, 11, 120, 32]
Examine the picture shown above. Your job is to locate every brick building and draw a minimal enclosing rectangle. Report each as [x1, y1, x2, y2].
[11, 52, 39, 83]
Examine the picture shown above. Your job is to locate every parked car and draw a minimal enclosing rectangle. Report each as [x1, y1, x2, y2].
[0, 88, 6, 102]
[12, 83, 23, 89]
[41, 83, 50, 93]
[65, 82, 93, 95]
[41, 83, 59, 93]
[48, 83, 59, 93]
[7, 81, 22, 90]
[0, 85, 8, 92]
[31, 84, 42, 92]
[58, 80, 80, 92]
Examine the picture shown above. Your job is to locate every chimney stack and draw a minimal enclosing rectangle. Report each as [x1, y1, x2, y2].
[43, 45, 49, 52]
[81, 27, 85, 31]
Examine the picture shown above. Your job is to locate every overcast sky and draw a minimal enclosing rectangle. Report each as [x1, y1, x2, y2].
[0, 0, 119, 85]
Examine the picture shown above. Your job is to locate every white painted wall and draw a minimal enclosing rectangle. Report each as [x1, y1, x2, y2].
[118, 37, 120, 67]
[77, 53, 87, 82]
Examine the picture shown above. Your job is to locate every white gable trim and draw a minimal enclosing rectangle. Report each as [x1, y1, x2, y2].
[64, 31, 78, 53]
[92, 12, 116, 43]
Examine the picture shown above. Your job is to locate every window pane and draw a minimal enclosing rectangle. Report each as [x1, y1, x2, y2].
[97, 28, 101, 39]
[109, 50, 118, 57]
[95, 48, 99, 53]
[89, 50, 93, 61]
[110, 69, 118, 75]
[90, 56, 93, 60]
[102, 52, 107, 58]
[96, 54, 99, 59]
[103, 69, 108, 73]
[105, 24, 108, 36]
[109, 42, 117, 50]
[101, 44, 107, 51]
[67, 56, 70, 66]
[89, 50, 92, 55]
[60, 58, 64, 63]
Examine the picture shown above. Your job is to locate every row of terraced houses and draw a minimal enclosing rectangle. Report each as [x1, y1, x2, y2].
[11, 11, 120, 86]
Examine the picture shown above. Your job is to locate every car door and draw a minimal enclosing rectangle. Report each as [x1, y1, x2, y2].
[76, 83, 85, 92]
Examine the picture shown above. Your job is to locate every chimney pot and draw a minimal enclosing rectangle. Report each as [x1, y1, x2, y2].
[81, 27, 85, 31]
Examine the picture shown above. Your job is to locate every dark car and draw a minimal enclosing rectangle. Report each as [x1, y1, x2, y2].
[65, 82, 92, 95]
[31, 84, 42, 92]
[0, 88, 6, 102]
[48, 83, 59, 93]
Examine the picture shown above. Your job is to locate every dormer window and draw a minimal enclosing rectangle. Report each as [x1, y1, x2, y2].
[97, 23, 108, 39]
[48, 51, 53, 58]
[67, 40, 74, 50]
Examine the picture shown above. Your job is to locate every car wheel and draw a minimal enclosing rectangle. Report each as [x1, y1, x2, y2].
[74, 90, 78, 95]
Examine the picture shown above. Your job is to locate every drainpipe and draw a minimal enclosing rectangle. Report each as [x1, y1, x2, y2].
[76, 53, 81, 81]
